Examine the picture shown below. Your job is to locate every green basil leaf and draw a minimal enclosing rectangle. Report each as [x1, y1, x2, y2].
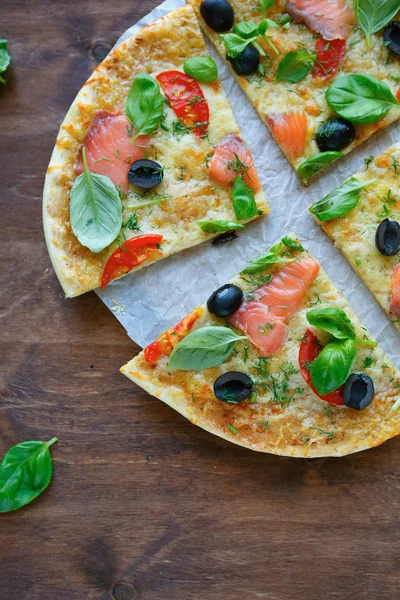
[233, 22, 259, 39]
[259, 0, 278, 14]
[306, 308, 356, 340]
[0, 38, 10, 84]
[355, 0, 400, 45]
[326, 74, 400, 124]
[0, 438, 57, 513]
[241, 241, 295, 274]
[197, 220, 245, 233]
[282, 236, 304, 251]
[297, 151, 344, 183]
[183, 56, 218, 82]
[125, 72, 165, 140]
[169, 326, 247, 371]
[258, 18, 280, 33]
[310, 338, 357, 395]
[70, 148, 122, 253]
[276, 49, 317, 83]
[232, 175, 259, 220]
[220, 33, 257, 58]
[309, 176, 377, 221]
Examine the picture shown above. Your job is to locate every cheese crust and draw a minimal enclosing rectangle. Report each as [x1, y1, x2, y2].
[43, 4, 268, 297]
[122, 237, 400, 458]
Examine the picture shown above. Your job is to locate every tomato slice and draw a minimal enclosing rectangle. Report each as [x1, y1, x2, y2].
[313, 38, 346, 80]
[101, 234, 163, 289]
[396, 88, 400, 103]
[156, 71, 209, 139]
[299, 329, 344, 405]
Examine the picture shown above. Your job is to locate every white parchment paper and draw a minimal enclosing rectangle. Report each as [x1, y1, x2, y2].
[96, 0, 400, 365]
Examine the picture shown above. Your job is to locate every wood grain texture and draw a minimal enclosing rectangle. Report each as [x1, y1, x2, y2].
[1, 1, 400, 599]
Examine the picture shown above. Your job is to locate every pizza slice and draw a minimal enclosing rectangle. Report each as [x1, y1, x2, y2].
[189, 0, 400, 183]
[310, 142, 400, 331]
[121, 234, 400, 458]
[43, 4, 268, 297]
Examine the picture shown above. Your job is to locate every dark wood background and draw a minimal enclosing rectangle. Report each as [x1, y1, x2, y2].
[1, 1, 400, 599]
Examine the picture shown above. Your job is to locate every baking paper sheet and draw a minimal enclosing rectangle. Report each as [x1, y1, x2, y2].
[96, 0, 400, 365]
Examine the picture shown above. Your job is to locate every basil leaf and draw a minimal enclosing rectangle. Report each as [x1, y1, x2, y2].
[0, 438, 57, 513]
[258, 18, 280, 33]
[197, 220, 245, 233]
[282, 236, 304, 251]
[355, 0, 400, 45]
[310, 338, 357, 395]
[297, 151, 344, 184]
[232, 175, 259, 220]
[0, 38, 10, 84]
[241, 241, 295, 274]
[70, 148, 122, 253]
[326, 74, 400, 124]
[125, 72, 165, 140]
[169, 326, 246, 371]
[220, 33, 258, 58]
[234, 22, 259, 39]
[259, 0, 278, 14]
[309, 176, 377, 221]
[276, 49, 317, 83]
[183, 56, 218, 82]
[307, 308, 356, 340]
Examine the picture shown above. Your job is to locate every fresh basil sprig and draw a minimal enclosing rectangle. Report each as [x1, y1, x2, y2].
[276, 49, 317, 83]
[70, 148, 122, 253]
[125, 72, 165, 141]
[0, 438, 57, 513]
[297, 151, 344, 184]
[310, 338, 357, 396]
[0, 38, 10, 84]
[221, 19, 279, 58]
[282, 236, 304, 251]
[307, 308, 357, 340]
[184, 56, 218, 82]
[197, 220, 245, 233]
[309, 176, 377, 221]
[232, 175, 259, 220]
[259, 0, 278, 13]
[355, 0, 400, 46]
[241, 241, 295, 274]
[326, 74, 400, 124]
[169, 326, 246, 371]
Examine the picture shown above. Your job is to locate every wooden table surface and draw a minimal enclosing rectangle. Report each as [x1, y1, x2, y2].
[2, 1, 400, 599]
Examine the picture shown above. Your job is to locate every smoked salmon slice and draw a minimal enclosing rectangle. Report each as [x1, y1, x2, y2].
[77, 111, 150, 193]
[228, 256, 320, 357]
[208, 133, 261, 192]
[286, 0, 355, 41]
[266, 112, 307, 161]
[389, 264, 400, 318]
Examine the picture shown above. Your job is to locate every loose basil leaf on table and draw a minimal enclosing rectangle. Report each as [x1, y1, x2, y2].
[309, 176, 377, 221]
[197, 220, 245, 233]
[183, 56, 218, 82]
[355, 0, 400, 45]
[326, 74, 400, 124]
[0, 438, 57, 513]
[276, 49, 317, 83]
[70, 148, 122, 253]
[169, 326, 246, 371]
[241, 241, 295, 274]
[0, 38, 11, 84]
[310, 338, 357, 395]
[297, 151, 344, 184]
[232, 175, 259, 220]
[307, 308, 356, 340]
[125, 72, 165, 140]
[281, 236, 304, 251]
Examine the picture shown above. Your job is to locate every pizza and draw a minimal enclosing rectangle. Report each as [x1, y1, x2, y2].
[189, 0, 400, 183]
[310, 142, 400, 331]
[43, 4, 268, 298]
[121, 234, 400, 458]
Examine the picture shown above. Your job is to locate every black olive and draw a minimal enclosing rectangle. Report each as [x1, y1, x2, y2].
[207, 284, 244, 317]
[214, 371, 253, 403]
[383, 21, 400, 56]
[127, 159, 163, 189]
[200, 0, 234, 32]
[212, 231, 238, 245]
[343, 373, 375, 411]
[375, 219, 400, 256]
[315, 118, 356, 152]
[228, 45, 260, 75]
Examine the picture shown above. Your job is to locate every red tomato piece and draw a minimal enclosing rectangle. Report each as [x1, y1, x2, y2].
[313, 38, 346, 80]
[396, 88, 400, 103]
[156, 71, 209, 139]
[299, 329, 344, 405]
[101, 234, 163, 289]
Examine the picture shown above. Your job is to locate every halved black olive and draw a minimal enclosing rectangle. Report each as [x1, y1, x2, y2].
[315, 118, 356, 152]
[207, 284, 244, 317]
[212, 231, 238, 245]
[375, 218, 400, 256]
[343, 373, 375, 411]
[383, 21, 400, 56]
[128, 159, 163, 189]
[228, 45, 260, 75]
[214, 371, 253, 403]
[200, 0, 234, 33]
